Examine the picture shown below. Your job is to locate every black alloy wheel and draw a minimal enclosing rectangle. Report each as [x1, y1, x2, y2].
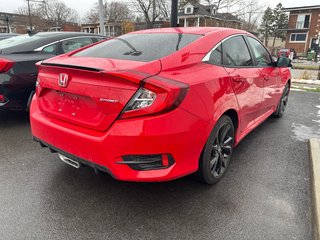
[274, 83, 290, 118]
[197, 115, 234, 185]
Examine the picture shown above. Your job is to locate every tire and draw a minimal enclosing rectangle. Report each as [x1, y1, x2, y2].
[273, 83, 290, 118]
[196, 115, 234, 185]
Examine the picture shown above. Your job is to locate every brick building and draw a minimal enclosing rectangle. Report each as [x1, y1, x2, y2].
[178, 2, 242, 29]
[282, 5, 320, 56]
[0, 12, 40, 33]
[0, 11, 80, 34]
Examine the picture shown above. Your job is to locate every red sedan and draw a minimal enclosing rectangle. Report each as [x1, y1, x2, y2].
[30, 28, 291, 184]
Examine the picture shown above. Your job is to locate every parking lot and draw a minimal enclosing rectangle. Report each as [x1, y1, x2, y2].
[0, 90, 318, 239]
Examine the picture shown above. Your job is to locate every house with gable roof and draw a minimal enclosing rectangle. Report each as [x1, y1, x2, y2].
[177, 2, 242, 29]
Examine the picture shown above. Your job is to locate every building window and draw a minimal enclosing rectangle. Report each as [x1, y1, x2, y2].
[212, 7, 217, 15]
[290, 33, 307, 42]
[186, 7, 192, 14]
[296, 14, 310, 29]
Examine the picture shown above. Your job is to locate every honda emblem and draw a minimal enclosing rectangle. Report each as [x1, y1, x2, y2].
[58, 73, 69, 88]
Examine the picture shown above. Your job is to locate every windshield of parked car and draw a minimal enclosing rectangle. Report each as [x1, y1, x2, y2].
[73, 33, 202, 62]
[0, 34, 42, 49]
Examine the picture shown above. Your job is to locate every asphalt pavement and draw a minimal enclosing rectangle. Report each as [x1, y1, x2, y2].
[0, 90, 319, 240]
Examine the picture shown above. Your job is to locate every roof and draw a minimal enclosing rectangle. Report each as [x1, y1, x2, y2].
[132, 27, 247, 35]
[178, 3, 213, 17]
[214, 13, 241, 22]
[282, 5, 320, 11]
[30, 32, 100, 37]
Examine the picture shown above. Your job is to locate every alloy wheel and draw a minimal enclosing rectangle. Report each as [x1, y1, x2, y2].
[209, 122, 234, 178]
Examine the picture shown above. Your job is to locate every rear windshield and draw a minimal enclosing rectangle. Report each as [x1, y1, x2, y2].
[0, 34, 41, 49]
[73, 33, 202, 62]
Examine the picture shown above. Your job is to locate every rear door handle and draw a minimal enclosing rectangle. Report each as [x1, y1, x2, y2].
[263, 75, 270, 81]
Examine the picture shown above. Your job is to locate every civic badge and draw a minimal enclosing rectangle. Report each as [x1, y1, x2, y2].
[58, 73, 69, 88]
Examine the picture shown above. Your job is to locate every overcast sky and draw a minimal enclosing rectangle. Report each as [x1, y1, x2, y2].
[1, 0, 320, 20]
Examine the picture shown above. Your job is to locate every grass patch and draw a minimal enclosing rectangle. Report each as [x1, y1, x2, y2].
[292, 65, 320, 70]
[291, 85, 320, 92]
[308, 88, 320, 92]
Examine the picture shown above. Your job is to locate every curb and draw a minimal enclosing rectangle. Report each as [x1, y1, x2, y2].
[309, 138, 320, 240]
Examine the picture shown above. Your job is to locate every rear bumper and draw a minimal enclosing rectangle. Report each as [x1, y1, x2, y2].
[30, 95, 211, 182]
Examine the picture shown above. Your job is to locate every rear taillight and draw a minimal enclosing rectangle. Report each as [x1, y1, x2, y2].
[0, 94, 7, 103]
[0, 58, 15, 73]
[120, 76, 189, 119]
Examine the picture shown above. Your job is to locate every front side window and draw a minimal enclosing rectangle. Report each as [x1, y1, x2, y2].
[222, 36, 253, 67]
[290, 33, 307, 42]
[74, 33, 202, 62]
[247, 37, 272, 67]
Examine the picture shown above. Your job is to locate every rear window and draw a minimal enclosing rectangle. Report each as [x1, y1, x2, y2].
[0, 34, 41, 49]
[73, 33, 202, 62]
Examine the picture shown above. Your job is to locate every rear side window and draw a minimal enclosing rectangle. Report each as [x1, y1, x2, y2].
[74, 33, 202, 62]
[222, 36, 253, 67]
[208, 44, 222, 65]
[43, 43, 58, 54]
[62, 37, 94, 53]
[247, 37, 272, 66]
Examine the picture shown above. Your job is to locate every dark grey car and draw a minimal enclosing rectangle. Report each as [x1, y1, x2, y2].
[0, 32, 105, 110]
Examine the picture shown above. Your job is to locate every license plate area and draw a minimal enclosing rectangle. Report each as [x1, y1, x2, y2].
[38, 89, 106, 130]
[55, 91, 82, 116]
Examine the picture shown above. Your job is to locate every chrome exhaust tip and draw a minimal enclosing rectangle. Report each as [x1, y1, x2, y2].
[58, 154, 80, 169]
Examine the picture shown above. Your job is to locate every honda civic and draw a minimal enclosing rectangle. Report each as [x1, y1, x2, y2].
[30, 27, 291, 184]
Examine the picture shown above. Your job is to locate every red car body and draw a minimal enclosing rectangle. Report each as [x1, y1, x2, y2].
[30, 28, 291, 182]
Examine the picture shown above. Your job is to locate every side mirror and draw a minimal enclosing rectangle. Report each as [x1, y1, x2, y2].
[276, 57, 292, 68]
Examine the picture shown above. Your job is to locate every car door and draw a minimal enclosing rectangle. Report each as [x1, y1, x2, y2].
[246, 36, 280, 114]
[222, 35, 264, 132]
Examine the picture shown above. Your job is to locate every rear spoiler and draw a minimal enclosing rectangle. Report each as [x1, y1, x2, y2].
[40, 62, 102, 72]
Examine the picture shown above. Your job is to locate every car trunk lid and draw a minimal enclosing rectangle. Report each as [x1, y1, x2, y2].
[37, 57, 161, 131]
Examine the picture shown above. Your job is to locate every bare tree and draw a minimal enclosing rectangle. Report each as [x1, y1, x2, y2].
[41, 0, 79, 27]
[16, 4, 47, 31]
[203, 0, 243, 12]
[83, 1, 133, 24]
[17, 0, 79, 30]
[130, 0, 170, 28]
[107, 1, 133, 22]
[236, 0, 266, 32]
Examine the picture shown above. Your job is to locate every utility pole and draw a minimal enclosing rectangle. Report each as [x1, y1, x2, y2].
[26, 0, 45, 31]
[99, 0, 105, 36]
[152, 0, 155, 28]
[5, 15, 10, 33]
[27, 0, 33, 30]
[317, 34, 320, 80]
[171, 0, 178, 27]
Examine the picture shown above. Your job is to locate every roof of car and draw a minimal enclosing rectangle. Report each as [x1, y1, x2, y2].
[131, 27, 248, 35]
[29, 31, 103, 37]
